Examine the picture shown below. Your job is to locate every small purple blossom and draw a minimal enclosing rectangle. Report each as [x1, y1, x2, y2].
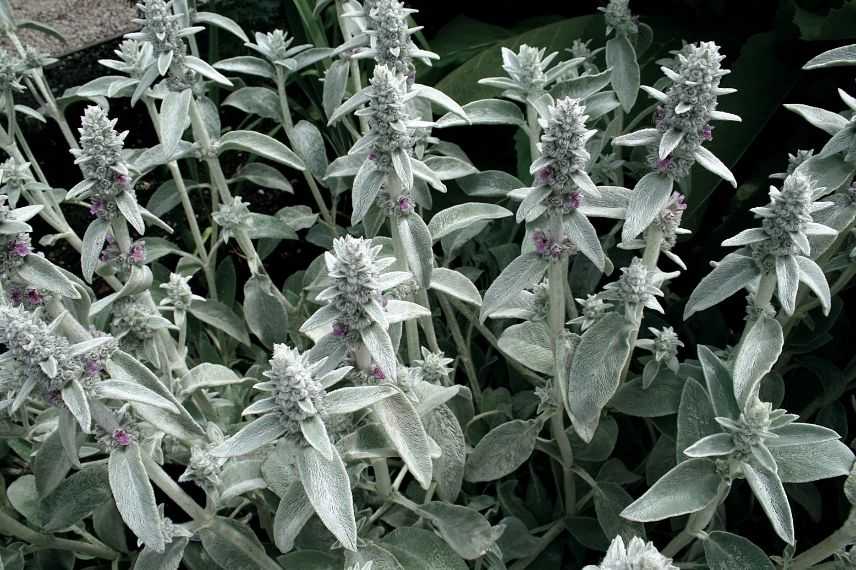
[332, 322, 349, 337]
[25, 289, 43, 305]
[671, 192, 688, 211]
[368, 152, 378, 161]
[112, 429, 132, 447]
[536, 166, 554, 186]
[532, 229, 551, 255]
[115, 174, 130, 188]
[10, 239, 30, 257]
[89, 199, 106, 217]
[398, 195, 414, 214]
[702, 125, 713, 141]
[371, 365, 385, 380]
[85, 358, 103, 377]
[564, 191, 582, 210]
[129, 243, 145, 264]
[8, 287, 23, 304]
[656, 156, 673, 173]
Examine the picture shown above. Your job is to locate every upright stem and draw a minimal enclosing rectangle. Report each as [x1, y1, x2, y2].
[0, 510, 118, 560]
[790, 510, 856, 570]
[390, 216, 421, 363]
[526, 103, 541, 163]
[662, 482, 729, 558]
[335, 0, 367, 135]
[274, 70, 333, 224]
[437, 292, 481, 403]
[141, 452, 211, 523]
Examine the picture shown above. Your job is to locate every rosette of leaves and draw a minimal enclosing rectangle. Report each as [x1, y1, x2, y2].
[241, 28, 333, 76]
[635, 326, 682, 388]
[685, 170, 837, 318]
[613, 41, 740, 242]
[0, 195, 78, 300]
[621, 343, 854, 547]
[211, 343, 396, 551]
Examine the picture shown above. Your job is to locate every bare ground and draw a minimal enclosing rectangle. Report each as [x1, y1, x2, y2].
[6, 0, 137, 56]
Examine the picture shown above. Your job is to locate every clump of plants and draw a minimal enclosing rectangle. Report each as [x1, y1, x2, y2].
[0, 0, 855, 568]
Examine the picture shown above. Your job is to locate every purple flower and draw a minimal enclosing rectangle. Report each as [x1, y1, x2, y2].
[129, 243, 145, 264]
[565, 191, 582, 210]
[115, 174, 130, 187]
[398, 195, 414, 214]
[112, 429, 132, 447]
[532, 230, 551, 255]
[655, 156, 673, 173]
[25, 289, 43, 305]
[332, 322, 349, 337]
[11, 239, 30, 257]
[536, 166, 554, 186]
[672, 192, 688, 211]
[8, 287, 23, 305]
[89, 199, 106, 217]
[368, 152, 378, 161]
[371, 365, 385, 380]
[85, 358, 103, 377]
[702, 125, 713, 141]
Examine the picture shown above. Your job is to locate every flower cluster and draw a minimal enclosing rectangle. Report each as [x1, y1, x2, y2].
[70, 106, 132, 222]
[584, 535, 677, 570]
[412, 348, 454, 386]
[318, 235, 395, 332]
[656, 192, 690, 265]
[0, 231, 31, 278]
[533, 97, 596, 203]
[0, 158, 34, 202]
[636, 326, 682, 386]
[647, 42, 733, 179]
[110, 296, 166, 358]
[213, 196, 251, 242]
[95, 406, 139, 450]
[159, 273, 199, 311]
[571, 294, 613, 331]
[254, 344, 327, 442]
[532, 229, 577, 260]
[0, 48, 25, 94]
[0, 305, 85, 407]
[602, 258, 669, 319]
[102, 39, 155, 80]
[479, 45, 584, 102]
[99, 236, 146, 270]
[599, 0, 639, 37]
[247, 30, 311, 70]
[363, 0, 420, 79]
[366, 65, 413, 172]
[128, 0, 187, 72]
[179, 425, 227, 494]
[747, 172, 831, 270]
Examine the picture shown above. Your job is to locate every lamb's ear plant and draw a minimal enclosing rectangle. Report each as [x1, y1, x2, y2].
[2, 0, 856, 568]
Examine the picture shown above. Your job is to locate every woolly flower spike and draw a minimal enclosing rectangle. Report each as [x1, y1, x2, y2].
[0, 48, 25, 94]
[317, 235, 395, 332]
[111, 296, 172, 363]
[0, 305, 118, 430]
[159, 273, 201, 311]
[479, 44, 585, 102]
[770, 148, 814, 180]
[365, 65, 413, 174]
[514, 96, 606, 270]
[583, 535, 677, 570]
[571, 294, 613, 331]
[412, 347, 454, 386]
[127, 0, 191, 75]
[302, 235, 424, 380]
[614, 41, 739, 183]
[599, 0, 639, 37]
[212, 196, 250, 243]
[245, 30, 311, 71]
[636, 326, 682, 387]
[532, 97, 598, 198]
[620, 192, 692, 268]
[100, 40, 155, 79]
[211, 342, 390, 466]
[355, 0, 438, 79]
[602, 258, 677, 321]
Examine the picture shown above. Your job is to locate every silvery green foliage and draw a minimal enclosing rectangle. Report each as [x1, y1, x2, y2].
[686, 170, 836, 318]
[583, 535, 677, 570]
[3, 0, 856, 568]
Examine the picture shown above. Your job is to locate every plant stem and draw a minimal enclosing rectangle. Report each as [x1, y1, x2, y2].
[141, 452, 211, 523]
[274, 70, 333, 224]
[508, 519, 566, 570]
[526, 103, 541, 162]
[661, 482, 729, 558]
[790, 510, 856, 570]
[437, 293, 481, 403]
[0, 509, 119, 560]
[372, 458, 393, 498]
